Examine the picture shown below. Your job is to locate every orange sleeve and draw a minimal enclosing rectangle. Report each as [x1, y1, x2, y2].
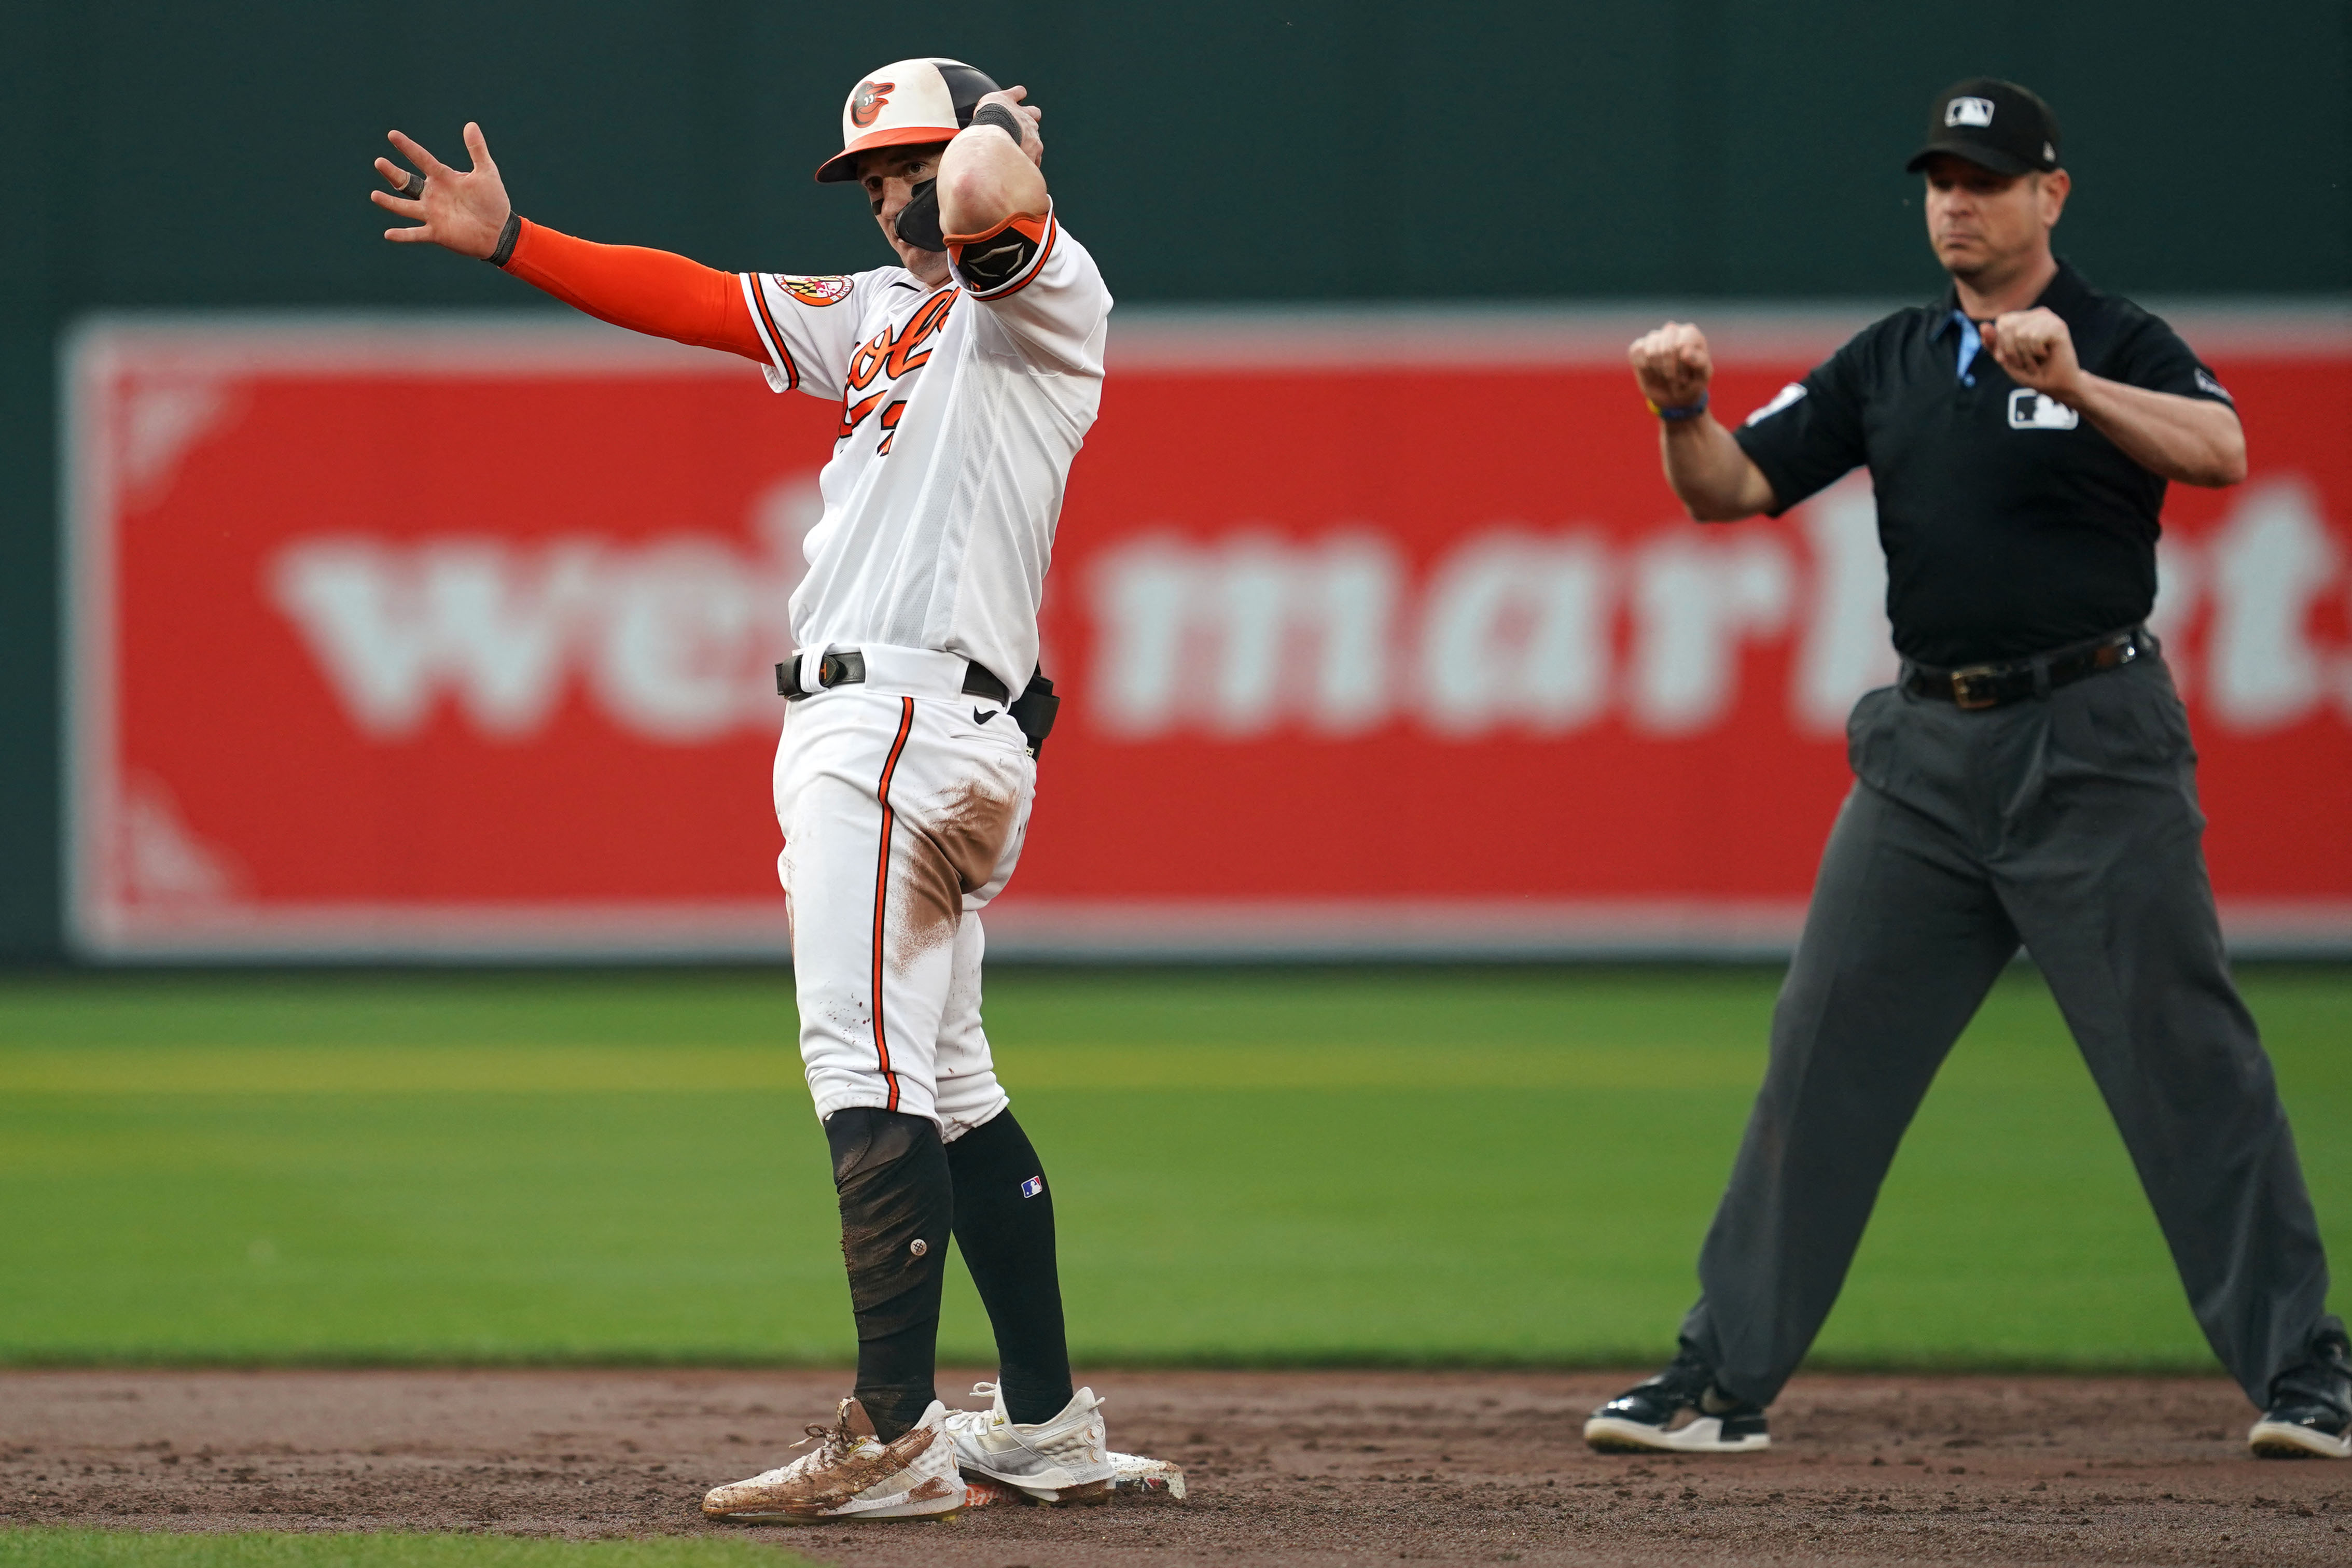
[500, 218, 770, 365]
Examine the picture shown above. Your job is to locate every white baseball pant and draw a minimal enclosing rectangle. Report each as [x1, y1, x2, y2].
[773, 645, 1035, 1140]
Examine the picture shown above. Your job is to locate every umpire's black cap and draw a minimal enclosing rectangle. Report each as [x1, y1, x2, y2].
[1906, 78, 2062, 177]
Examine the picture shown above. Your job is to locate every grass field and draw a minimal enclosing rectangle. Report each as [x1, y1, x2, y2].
[1, 967, 2345, 1370]
[0, 1531, 810, 1567]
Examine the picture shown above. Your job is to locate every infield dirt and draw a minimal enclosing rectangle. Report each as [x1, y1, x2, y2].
[4, 1368, 2347, 1566]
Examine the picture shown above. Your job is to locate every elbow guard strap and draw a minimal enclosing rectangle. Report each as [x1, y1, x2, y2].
[947, 209, 1055, 300]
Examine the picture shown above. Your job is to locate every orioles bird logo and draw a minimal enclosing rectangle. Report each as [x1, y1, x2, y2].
[849, 80, 894, 129]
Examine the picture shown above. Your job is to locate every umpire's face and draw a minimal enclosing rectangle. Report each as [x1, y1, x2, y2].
[1923, 153, 2071, 286]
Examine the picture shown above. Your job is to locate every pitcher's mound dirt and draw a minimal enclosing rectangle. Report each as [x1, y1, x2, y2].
[4, 1368, 2347, 1566]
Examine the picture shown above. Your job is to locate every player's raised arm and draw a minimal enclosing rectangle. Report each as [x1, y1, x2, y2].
[1628, 322, 1778, 522]
[937, 87, 1048, 240]
[372, 124, 513, 259]
[369, 124, 774, 367]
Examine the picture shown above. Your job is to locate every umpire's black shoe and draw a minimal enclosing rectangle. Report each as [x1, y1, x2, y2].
[2249, 1329, 2352, 1459]
[1584, 1351, 1770, 1454]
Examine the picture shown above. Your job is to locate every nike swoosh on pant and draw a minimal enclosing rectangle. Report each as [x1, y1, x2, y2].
[974, 708, 997, 724]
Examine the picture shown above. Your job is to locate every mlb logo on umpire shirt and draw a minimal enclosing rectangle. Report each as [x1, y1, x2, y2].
[1020, 1176, 1046, 1198]
[2008, 389, 2081, 430]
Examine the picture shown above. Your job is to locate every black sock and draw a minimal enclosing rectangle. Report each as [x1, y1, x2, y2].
[824, 1107, 951, 1443]
[946, 1109, 1074, 1425]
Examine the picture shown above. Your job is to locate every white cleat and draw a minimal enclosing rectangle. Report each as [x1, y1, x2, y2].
[943, 1382, 1122, 1503]
[701, 1396, 965, 1524]
[962, 1450, 1191, 1508]
[1104, 1448, 1189, 1499]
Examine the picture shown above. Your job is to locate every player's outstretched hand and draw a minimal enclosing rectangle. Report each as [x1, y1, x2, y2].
[1629, 321, 1713, 412]
[372, 123, 512, 259]
[972, 86, 1045, 168]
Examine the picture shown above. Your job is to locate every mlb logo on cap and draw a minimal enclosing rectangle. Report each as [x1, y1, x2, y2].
[1019, 1175, 1046, 1198]
[815, 57, 1002, 183]
[1906, 77, 2062, 177]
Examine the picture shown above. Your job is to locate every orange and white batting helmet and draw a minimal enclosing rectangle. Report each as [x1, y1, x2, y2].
[814, 58, 1002, 183]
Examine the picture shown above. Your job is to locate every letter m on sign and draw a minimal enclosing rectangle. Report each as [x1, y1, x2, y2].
[1085, 530, 1402, 738]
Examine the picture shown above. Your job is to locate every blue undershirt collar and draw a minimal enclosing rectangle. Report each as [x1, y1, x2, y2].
[1952, 310, 1982, 385]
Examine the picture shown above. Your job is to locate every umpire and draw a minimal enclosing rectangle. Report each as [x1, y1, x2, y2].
[1587, 78, 2348, 1460]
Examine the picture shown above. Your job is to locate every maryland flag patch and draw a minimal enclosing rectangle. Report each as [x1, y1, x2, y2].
[774, 274, 854, 307]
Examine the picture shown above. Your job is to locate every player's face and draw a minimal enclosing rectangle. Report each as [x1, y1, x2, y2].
[858, 144, 953, 281]
[1923, 155, 2068, 283]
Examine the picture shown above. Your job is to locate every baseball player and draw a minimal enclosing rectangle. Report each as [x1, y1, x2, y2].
[373, 58, 1164, 1522]
[1586, 78, 2347, 1461]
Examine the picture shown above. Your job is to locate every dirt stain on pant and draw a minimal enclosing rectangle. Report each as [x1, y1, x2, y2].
[890, 779, 1016, 972]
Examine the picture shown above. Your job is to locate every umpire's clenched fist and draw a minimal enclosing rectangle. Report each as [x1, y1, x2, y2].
[1629, 321, 1713, 412]
[1981, 306, 2082, 404]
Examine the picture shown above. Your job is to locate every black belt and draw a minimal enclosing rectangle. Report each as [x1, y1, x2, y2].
[1903, 628, 2145, 711]
[774, 649, 1010, 705]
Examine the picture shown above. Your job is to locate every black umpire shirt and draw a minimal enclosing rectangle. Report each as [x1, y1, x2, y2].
[1733, 260, 2237, 667]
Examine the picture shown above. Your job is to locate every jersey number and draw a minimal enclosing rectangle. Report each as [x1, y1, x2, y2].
[838, 289, 960, 450]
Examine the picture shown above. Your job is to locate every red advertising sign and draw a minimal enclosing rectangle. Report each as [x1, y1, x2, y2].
[64, 310, 2352, 957]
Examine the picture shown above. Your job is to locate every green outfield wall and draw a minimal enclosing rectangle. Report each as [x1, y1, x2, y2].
[5, 2, 2347, 960]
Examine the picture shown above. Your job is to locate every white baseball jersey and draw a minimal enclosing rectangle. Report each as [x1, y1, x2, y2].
[738, 206, 1111, 694]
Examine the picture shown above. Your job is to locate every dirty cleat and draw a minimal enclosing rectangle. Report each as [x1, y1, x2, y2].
[702, 1396, 965, 1523]
[1103, 1449, 1189, 1499]
[943, 1382, 1121, 1502]
[1584, 1352, 1771, 1454]
[2250, 1331, 2352, 1460]
[963, 1452, 1190, 1509]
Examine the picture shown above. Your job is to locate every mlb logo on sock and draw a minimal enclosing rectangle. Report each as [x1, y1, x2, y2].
[1020, 1175, 1046, 1198]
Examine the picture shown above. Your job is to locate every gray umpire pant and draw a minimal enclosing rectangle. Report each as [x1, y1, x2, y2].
[1678, 645, 2339, 1410]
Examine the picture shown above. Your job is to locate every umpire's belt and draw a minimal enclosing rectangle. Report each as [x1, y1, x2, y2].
[775, 644, 1010, 705]
[1903, 626, 2147, 711]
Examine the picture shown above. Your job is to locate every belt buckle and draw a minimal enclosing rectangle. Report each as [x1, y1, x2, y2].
[1950, 665, 2001, 710]
[818, 651, 850, 688]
